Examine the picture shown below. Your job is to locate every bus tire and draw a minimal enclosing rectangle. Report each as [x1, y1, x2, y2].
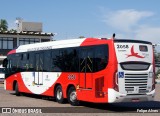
[15, 82, 20, 96]
[67, 86, 79, 106]
[55, 85, 64, 103]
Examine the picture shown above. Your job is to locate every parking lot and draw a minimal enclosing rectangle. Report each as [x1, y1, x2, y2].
[0, 83, 160, 115]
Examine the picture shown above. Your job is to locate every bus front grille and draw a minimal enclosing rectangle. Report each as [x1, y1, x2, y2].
[125, 74, 149, 94]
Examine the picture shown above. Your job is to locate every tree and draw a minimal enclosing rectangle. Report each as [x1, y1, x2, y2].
[156, 69, 160, 79]
[9, 29, 17, 33]
[0, 19, 8, 32]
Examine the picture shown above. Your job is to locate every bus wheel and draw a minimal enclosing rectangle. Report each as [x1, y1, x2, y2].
[67, 86, 79, 106]
[15, 82, 20, 96]
[55, 85, 64, 103]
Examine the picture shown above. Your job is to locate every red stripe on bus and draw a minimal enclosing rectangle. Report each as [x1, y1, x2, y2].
[80, 38, 108, 46]
[7, 49, 16, 55]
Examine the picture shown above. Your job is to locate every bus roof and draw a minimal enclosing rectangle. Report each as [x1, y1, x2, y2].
[114, 39, 152, 45]
[8, 38, 109, 55]
[7, 38, 152, 55]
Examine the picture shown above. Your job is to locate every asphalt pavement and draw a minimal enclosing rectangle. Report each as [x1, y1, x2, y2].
[0, 83, 160, 115]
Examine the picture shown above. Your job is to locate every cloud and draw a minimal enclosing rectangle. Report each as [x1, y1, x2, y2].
[101, 8, 160, 51]
[103, 9, 154, 32]
[135, 26, 160, 43]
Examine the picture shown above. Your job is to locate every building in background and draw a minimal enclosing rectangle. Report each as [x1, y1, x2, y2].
[0, 21, 54, 65]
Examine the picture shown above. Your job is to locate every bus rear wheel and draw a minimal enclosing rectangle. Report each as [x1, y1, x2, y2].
[15, 82, 20, 96]
[55, 85, 64, 103]
[67, 86, 79, 106]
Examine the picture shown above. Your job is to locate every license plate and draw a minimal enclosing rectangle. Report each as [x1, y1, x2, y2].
[128, 91, 134, 94]
[134, 86, 139, 93]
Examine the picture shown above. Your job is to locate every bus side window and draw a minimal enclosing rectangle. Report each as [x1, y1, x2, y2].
[52, 50, 61, 72]
[44, 51, 51, 72]
[3, 58, 8, 68]
[94, 45, 109, 72]
[70, 48, 79, 72]
[62, 48, 78, 72]
[28, 53, 35, 71]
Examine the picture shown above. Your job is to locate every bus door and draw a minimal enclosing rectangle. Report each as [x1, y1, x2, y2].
[35, 53, 44, 85]
[79, 48, 93, 89]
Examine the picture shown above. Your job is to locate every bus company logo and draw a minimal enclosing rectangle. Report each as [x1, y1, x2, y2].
[27, 46, 52, 52]
[68, 74, 76, 80]
[126, 45, 145, 58]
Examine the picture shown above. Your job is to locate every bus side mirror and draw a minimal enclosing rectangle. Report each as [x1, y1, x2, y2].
[3, 58, 8, 68]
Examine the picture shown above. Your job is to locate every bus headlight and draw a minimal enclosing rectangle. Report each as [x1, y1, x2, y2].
[149, 72, 154, 78]
[149, 72, 155, 90]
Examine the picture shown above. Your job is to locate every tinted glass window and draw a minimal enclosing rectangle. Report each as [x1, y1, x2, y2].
[52, 48, 79, 72]
[139, 45, 148, 52]
[6, 54, 20, 75]
[63, 48, 79, 72]
[79, 47, 93, 73]
[120, 62, 150, 70]
[52, 50, 62, 72]
[79, 45, 108, 73]
[35, 53, 44, 71]
[94, 45, 109, 72]
[6, 44, 109, 74]
[44, 51, 51, 72]
[29, 53, 35, 71]
[20, 53, 29, 71]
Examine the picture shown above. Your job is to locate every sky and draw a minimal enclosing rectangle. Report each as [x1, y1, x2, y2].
[1, 0, 160, 51]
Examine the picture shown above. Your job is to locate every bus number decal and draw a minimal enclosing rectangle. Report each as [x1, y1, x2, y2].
[117, 44, 129, 49]
[68, 74, 76, 80]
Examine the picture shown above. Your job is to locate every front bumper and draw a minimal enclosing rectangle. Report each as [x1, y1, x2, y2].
[108, 88, 155, 103]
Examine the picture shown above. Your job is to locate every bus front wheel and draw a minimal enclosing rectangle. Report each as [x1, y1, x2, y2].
[15, 82, 20, 96]
[67, 86, 79, 106]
